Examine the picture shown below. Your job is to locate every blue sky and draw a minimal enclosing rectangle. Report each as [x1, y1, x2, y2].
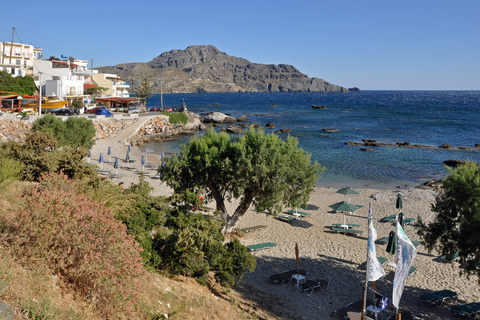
[2, 0, 479, 90]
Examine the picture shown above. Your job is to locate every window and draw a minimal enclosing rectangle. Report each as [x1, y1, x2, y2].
[70, 87, 76, 96]
[16, 60, 21, 65]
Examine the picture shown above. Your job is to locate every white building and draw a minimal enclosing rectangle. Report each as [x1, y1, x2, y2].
[0, 41, 42, 77]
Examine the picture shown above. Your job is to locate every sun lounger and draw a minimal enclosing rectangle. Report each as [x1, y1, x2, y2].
[381, 214, 396, 222]
[150, 174, 161, 179]
[268, 269, 308, 284]
[450, 302, 480, 318]
[246, 242, 277, 252]
[287, 209, 311, 217]
[240, 225, 268, 233]
[377, 256, 388, 265]
[408, 266, 417, 276]
[298, 279, 330, 296]
[441, 251, 460, 262]
[332, 227, 363, 236]
[331, 223, 361, 229]
[419, 289, 458, 306]
[403, 217, 415, 225]
[276, 215, 296, 223]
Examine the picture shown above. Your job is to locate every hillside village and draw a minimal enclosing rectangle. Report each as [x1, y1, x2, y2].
[0, 30, 140, 114]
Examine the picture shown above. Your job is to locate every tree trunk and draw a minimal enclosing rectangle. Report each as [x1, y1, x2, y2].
[220, 191, 255, 234]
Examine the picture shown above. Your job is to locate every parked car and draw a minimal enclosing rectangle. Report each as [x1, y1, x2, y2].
[149, 107, 159, 112]
[54, 108, 78, 116]
[85, 108, 97, 114]
[95, 107, 113, 116]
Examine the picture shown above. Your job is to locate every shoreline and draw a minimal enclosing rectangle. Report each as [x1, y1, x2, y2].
[90, 136, 477, 320]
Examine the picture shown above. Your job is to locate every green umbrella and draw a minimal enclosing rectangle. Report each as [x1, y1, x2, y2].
[336, 187, 362, 196]
[328, 201, 363, 213]
[386, 231, 397, 255]
[398, 212, 404, 228]
[396, 194, 403, 210]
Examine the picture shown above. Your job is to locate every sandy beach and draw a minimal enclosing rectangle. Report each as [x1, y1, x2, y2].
[91, 134, 479, 320]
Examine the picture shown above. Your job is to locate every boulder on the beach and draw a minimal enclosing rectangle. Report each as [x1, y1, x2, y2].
[443, 159, 466, 167]
[266, 122, 275, 128]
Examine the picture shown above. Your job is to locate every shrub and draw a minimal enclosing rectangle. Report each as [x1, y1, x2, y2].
[11, 172, 146, 318]
[163, 112, 188, 124]
[155, 210, 256, 287]
[32, 114, 96, 149]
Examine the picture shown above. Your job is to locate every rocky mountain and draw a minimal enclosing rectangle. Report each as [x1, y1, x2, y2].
[97, 45, 348, 93]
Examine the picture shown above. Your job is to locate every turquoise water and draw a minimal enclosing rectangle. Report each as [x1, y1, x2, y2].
[144, 91, 480, 189]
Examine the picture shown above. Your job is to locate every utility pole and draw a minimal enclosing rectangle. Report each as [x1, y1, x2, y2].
[38, 72, 42, 115]
[160, 80, 164, 112]
[9, 27, 15, 72]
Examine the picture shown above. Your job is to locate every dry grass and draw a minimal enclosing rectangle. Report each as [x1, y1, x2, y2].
[0, 181, 274, 319]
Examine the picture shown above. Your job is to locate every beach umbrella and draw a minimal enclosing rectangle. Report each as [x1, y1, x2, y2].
[125, 151, 131, 162]
[98, 153, 104, 170]
[396, 194, 403, 210]
[337, 187, 362, 203]
[295, 242, 300, 275]
[386, 231, 397, 255]
[87, 149, 91, 163]
[107, 146, 112, 161]
[336, 187, 362, 196]
[140, 148, 154, 163]
[127, 145, 131, 153]
[329, 201, 363, 213]
[398, 212, 404, 228]
[329, 201, 364, 226]
[113, 157, 119, 174]
[141, 155, 146, 171]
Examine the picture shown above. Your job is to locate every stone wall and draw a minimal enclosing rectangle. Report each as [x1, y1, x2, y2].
[0, 114, 35, 143]
[92, 118, 139, 140]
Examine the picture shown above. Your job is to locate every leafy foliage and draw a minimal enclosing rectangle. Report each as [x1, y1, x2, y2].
[32, 114, 96, 149]
[133, 76, 151, 105]
[155, 210, 256, 287]
[417, 161, 480, 283]
[9, 172, 146, 318]
[71, 98, 84, 109]
[0, 71, 36, 95]
[160, 127, 323, 233]
[0, 132, 99, 182]
[163, 111, 188, 124]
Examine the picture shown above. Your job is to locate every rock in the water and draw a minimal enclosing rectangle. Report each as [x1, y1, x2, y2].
[236, 115, 250, 122]
[312, 105, 326, 109]
[274, 128, 291, 133]
[443, 159, 466, 167]
[225, 125, 245, 134]
[322, 128, 339, 132]
[203, 112, 237, 124]
[265, 122, 275, 128]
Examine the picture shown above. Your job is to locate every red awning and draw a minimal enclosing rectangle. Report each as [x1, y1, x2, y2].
[84, 83, 98, 89]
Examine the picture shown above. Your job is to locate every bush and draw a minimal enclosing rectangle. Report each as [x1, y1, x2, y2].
[163, 112, 188, 124]
[0, 133, 99, 182]
[155, 210, 256, 287]
[10, 172, 146, 318]
[32, 114, 96, 149]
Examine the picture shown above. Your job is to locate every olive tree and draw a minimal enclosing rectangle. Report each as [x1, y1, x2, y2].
[160, 128, 323, 233]
[417, 161, 480, 283]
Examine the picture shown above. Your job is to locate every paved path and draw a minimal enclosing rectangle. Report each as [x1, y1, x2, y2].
[115, 115, 157, 142]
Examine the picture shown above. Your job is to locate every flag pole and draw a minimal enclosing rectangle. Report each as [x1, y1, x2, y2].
[361, 202, 372, 320]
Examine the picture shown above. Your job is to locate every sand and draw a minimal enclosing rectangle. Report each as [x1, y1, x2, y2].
[91, 134, 479, 320]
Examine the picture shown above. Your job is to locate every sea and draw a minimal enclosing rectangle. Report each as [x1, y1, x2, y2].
[143, 91, 480, 190]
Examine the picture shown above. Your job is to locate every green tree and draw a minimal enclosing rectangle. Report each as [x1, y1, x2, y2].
[160, 128, 323, 233]
[133, 76, 151, 105]
[417, 161, 480, 283]
[0, 71, 36, 95]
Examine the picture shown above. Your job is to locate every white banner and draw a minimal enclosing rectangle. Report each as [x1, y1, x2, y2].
[367, 207, 385, 281]
[392, 219, 417, 308]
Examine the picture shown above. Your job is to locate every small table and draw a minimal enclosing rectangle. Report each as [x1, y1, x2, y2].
[291, 274, 305, 288]
[366, 305, 383, 320]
